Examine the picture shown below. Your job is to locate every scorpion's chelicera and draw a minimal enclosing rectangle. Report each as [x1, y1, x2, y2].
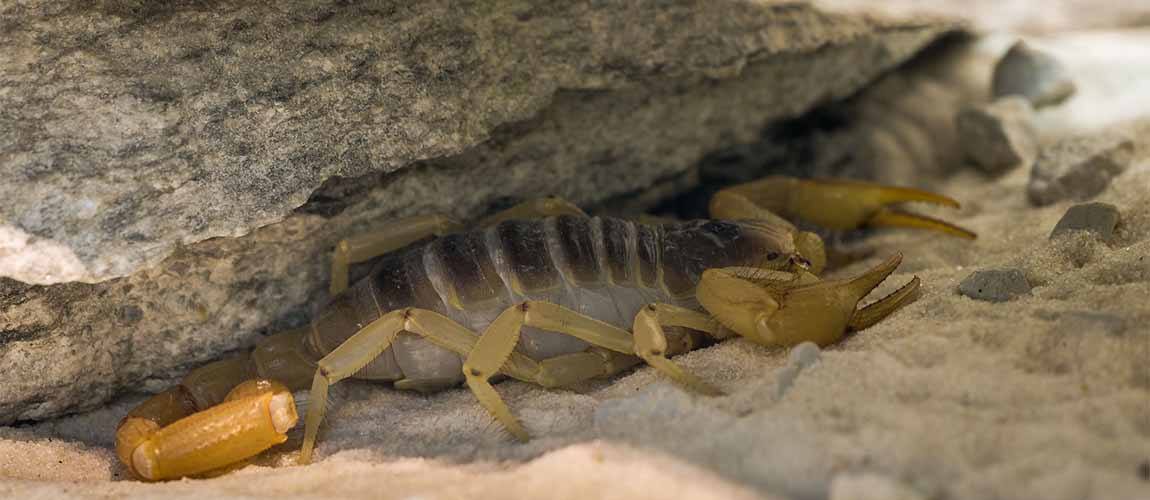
[114, 176, 975, 480]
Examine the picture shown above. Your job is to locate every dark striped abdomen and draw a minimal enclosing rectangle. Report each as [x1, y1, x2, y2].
[308, 215, 784, 383]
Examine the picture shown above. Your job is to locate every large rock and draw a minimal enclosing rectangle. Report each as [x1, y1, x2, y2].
[0, 1, 958, 422]
[2, 0, 950, 286]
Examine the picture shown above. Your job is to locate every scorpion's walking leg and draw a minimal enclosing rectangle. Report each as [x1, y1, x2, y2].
[477, 197, 586, 226]
[298, 308, 545, 464]
[330, 199, 585, 295]
[461, 301, 732, 440]
[300, 310, 408, 464]
[710, 175, 977, 242]
[331, 214, 462, 295]
[632, 303, 733, 395]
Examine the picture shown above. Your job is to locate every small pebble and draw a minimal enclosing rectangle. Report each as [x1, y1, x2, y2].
[1027, 132, 1133, 206]
[789, 341, 822, 370]
[958, 269, 1031, 302]
[992, 40, 1076, 108]
[955, 96, 1037, 174]
[1049, 202, 1121, 242]
[774, 365, 800, 399]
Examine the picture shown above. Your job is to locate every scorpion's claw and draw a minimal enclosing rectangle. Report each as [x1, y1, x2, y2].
[711, 176, 977, 240]
[769, 253, 914, 346]
[698, 253, 918, 348]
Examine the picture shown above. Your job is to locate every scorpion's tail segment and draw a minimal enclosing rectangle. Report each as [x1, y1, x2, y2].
[710, 176, 976, 239]
[116, 380, 298, 481]
[759, 253, 909, 347]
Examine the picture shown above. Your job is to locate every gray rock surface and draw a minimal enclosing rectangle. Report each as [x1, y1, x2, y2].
[1049, 202, 1121, 241]
[956, 96, 1037, 174]
[992, 40, 1076, 107]
[0, 1, 958, 422]
[0, 0, 956, 286]
[958, 269, 1032, 302]
[1027, 131, 1134, 206]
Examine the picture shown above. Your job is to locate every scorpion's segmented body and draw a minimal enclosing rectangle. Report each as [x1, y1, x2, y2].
[307, 215, 792, 387]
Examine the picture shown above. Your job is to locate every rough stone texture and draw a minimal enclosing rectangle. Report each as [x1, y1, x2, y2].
[958, 268, 1032, 302]
[1049, 202, 1121, 241]
[1028, 130, 1135, 206]
[0, 0, 955, 285]
[956, 96, 1038, 174]
[992, 40, 1077, 107]
[0, 1, 958, 422]
[817, 0, 1150, 33]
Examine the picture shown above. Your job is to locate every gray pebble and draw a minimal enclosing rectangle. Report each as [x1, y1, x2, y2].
[959, 269, 1032, 302]
[956, 96, 1038, 174]
[789, 341, 822, 370]
[775, 365, 801, 399]
[1050, 202, 1121, 242]
[993, 40, 1077, 108]
[1027, 132, 1133, 206]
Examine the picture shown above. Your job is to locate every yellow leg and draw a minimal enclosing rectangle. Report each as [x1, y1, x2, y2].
[477, 197, 587, 226]
[297, 308, 543, 464]
[330, 197, 586, 295]
[330, 214, 462, 295]
[710, 175, 976, 240]
[632, 303, 730, 395]
[463, 305, 532, 441]
[459, 300, 733, 441]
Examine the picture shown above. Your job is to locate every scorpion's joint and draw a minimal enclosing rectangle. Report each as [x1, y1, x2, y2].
[268, 392, 298, 434]
[131, 443, 159, 481]
[518, 302, 530, 312]
[467, 367, 483, 378]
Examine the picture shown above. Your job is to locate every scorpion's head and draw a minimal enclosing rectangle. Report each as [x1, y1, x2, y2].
[735, 219, 826, 276]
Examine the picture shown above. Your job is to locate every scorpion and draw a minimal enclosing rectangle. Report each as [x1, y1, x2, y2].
[114, 175, 975, 481]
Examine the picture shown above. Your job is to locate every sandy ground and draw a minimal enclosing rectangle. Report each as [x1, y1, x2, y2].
[2, 31, 1149, 500]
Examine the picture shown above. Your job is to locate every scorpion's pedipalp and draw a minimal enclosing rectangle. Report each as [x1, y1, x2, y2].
[763, 253, 910, 347]
[700, 254, 912, 348]
[867, 208, 978, 240]
[849, 275, 921, 331]
[710, 175, 976, 240]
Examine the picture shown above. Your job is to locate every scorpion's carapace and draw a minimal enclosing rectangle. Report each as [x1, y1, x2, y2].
[114, 176, 975, 481]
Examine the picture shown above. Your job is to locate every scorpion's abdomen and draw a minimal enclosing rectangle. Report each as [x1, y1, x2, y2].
[309, 215, 780, 386]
